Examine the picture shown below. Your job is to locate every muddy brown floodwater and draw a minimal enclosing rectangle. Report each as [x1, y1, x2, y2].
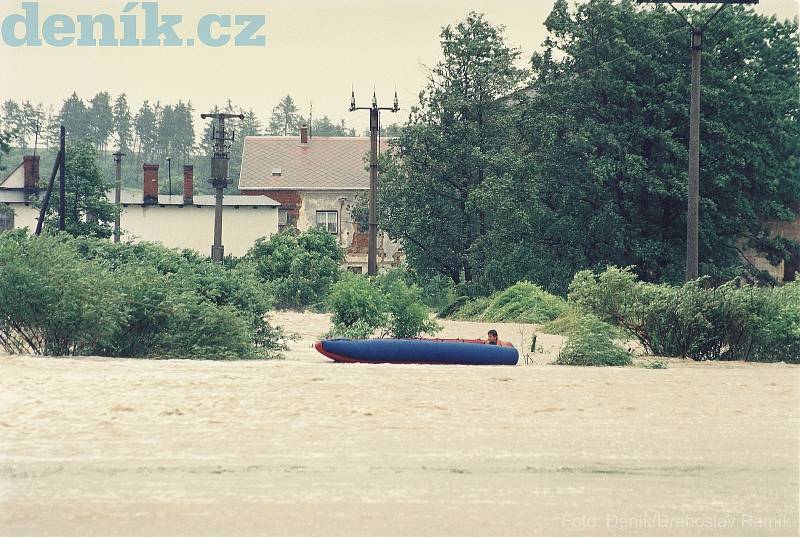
[1, 312, 798, 536]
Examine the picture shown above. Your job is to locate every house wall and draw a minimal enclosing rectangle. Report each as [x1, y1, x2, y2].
[120, 204, 278, 257]
[243, 188, 403, 271]
[4, 201, 277, 257]
[4, 203, 40, 230]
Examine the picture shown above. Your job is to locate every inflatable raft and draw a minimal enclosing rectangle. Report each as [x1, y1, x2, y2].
[314, 338, 519, 366]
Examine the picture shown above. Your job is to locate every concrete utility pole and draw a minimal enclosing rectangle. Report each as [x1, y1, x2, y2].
[638, 0, 758, 281]
[58, 126, 65, 232]
[200, 111, 244, 263]
[349, 89, 399, 276]
[113, 152, 125, 243]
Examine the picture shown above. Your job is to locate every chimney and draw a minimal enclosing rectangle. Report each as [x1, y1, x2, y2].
[142, 163, 159, 204]
[23, 155, 40, 199]
[300, 124, 309, 144]
[183, 165, 194, 205]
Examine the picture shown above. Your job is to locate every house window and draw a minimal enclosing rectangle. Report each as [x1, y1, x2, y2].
[347, 266, 363, 275]
[316, 210, 338, 234]
[278, 208, 288, 226]
[0, 208, 14, 232]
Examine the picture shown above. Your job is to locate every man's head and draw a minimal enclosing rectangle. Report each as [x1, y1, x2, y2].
[487, 329, 498, 345]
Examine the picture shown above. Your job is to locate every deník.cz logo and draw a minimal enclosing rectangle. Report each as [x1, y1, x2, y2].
[1, 2, 266, 47]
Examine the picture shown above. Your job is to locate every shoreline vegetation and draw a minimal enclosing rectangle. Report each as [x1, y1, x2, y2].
[1, 230, 797, 366]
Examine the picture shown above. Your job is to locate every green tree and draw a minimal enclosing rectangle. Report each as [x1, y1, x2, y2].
[269, 94, 301, 136]
[88, 92, 114, 153]
[113, 93, 133, 152]
[37, 140, 115, 238]
[378, 12, 526, 286]
[59, 93, 90, 142]
[505, 0, 800, 292]
[134, 100, 157, 160]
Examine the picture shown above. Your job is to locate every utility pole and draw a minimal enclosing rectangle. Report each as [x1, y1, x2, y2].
[638, 0, 758, 281]
[349, 89, 399, 276]
[58, 125, 65, 232]
[166, 157, 172, 197]
[200, 111, 244, 263]
[113, 152, 125, 243]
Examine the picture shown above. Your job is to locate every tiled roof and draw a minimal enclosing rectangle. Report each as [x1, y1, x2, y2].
[238, 136, 390, 191]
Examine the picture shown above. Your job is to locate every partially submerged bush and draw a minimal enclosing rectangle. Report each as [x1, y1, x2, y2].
[0, 231, 125, 355]
[74, 238, 286, 357]
[554, 314, 632, 367]
[568, 266, 799, 362]
[541, 307, 624, 340]
[245, 227, 344, 309]
[326, 273, 440, 339]
[449, 282, 567, 324]
[0, 232, 287, 359]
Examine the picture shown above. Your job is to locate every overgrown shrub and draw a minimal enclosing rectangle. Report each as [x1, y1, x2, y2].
[554, 314, 632, 367]
[0, 232, 287, 359]
[751, 282, 800, 362]
[74, 238, 286, 356]
[0, 231, 125, 355]
[326, 273, 440, 339]
[568, 266, 799, 362]
[245, 227, 344, 309]
[449, 281, 567, 324]
[542, 307, 624, 340]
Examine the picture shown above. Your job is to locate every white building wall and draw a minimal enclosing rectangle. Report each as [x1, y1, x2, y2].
[5, 202, 278, 257]
[121, 204, 278, 257]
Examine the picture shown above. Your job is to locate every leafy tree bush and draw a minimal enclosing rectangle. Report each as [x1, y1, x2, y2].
[36, 140, 115, 238]
[542, 307, 624, 340]
[73, 238, 286, 357]
[448, 282, 567, 324]
[554, 313, 632, 367]
[0, 231, 126, 355]
[568, 266, 799, 362]
[751, 282, 800, 362]
[246, 227, 344, 309]
[0, 232, 287, 359]
[326, 273, 440, 339]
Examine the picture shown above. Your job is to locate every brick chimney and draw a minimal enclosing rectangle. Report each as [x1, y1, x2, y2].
[23, 155, 39, 199]
[142, 163, 159, 204]
[183, 165, 193, 205]
[300, 124, 309, 144]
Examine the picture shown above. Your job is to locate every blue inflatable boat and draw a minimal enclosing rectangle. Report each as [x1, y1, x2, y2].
[314, 338, 519, 366]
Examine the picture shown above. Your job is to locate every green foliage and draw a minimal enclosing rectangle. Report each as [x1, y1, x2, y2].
[35, 140, 115, 238]
[449, 282, 567, 324]
[569, 266, 799, 362]
[73, 238, 285, 357]
[246, 227, 344, 309]
[542, 307, 624, 340]
[554, 313, 632, 367]
[378, 12, 527, 286]
[326, 273, 441, 339]
[326, 273, 388, 338]
[0, 231, 286, 359]
[377, 3, 798, 294]
[751, 282, 800, 362]
[0, 231, 126, 355]
[504, 0, 800, 292]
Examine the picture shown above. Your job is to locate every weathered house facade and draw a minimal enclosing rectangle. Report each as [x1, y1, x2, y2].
[238, 127, 402, 273]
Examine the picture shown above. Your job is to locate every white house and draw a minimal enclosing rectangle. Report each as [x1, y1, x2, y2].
[0, 156, 280, 257]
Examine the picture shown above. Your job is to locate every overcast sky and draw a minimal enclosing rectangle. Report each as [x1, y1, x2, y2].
[1, 0, 797, 133]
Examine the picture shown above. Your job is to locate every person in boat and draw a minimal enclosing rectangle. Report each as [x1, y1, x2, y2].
[486, 329, 513, 347]
[487, 329, 499, 345]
